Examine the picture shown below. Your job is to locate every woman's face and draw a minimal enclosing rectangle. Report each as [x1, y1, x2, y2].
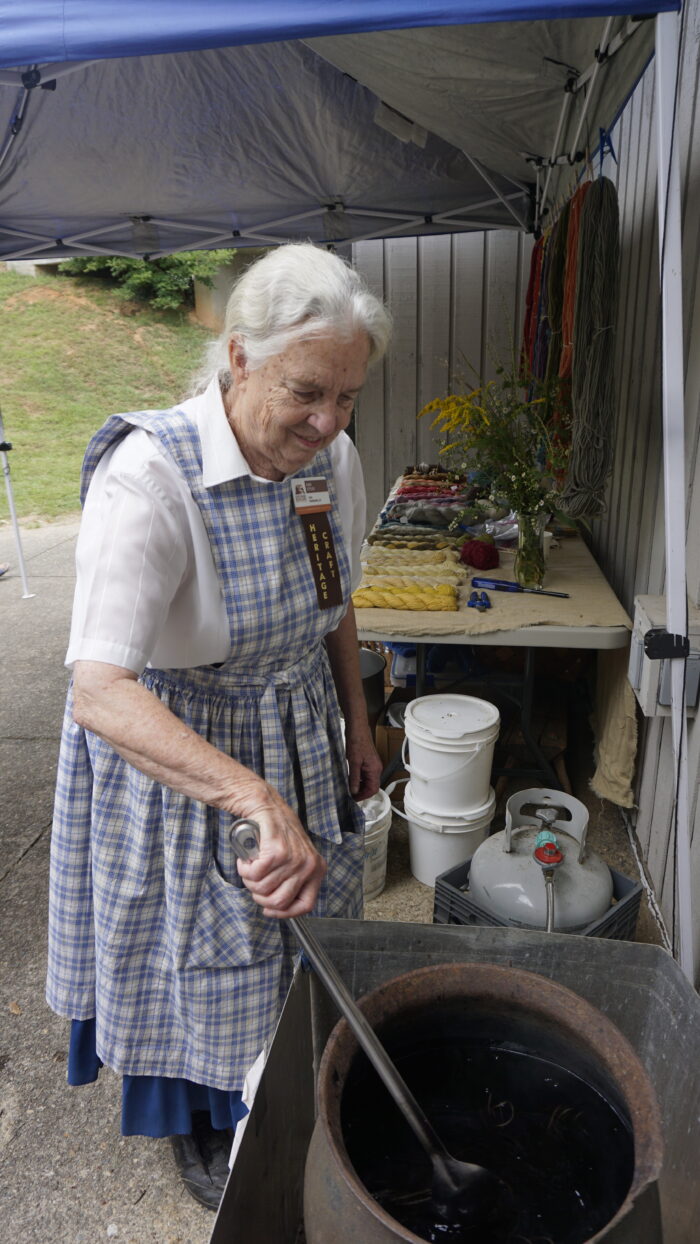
[226, 331, 370, 480]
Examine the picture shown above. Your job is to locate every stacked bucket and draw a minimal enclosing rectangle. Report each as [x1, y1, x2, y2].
[397, 694, 500, 886]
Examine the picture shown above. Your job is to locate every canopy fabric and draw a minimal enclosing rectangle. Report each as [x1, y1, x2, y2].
[307, 17, 655, 182]
[0, 2, 677, 68]
[0, 5, 668, 258]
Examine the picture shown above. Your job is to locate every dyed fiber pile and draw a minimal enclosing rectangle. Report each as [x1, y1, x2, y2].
[369, 467, 468, 550]
[523, 176, 620, 518]
[353, 522, 468, 611]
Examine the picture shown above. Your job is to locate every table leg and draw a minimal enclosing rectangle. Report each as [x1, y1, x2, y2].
[517, 648, 562, 789]
[415, 643, 427, 697]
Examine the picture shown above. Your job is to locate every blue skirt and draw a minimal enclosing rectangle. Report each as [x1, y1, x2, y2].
[68, 1019, 249, 1138]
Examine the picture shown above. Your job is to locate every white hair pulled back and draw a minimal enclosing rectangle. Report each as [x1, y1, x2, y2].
[193, 243, 391, 393]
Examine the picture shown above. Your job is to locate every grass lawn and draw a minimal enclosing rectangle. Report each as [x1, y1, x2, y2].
[0, 266, 210, 524]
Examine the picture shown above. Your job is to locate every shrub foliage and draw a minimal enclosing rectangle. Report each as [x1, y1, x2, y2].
[60, 250, 236, 310]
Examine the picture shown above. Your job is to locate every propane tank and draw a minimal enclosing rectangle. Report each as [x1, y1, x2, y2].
[468, 789, 614, 932]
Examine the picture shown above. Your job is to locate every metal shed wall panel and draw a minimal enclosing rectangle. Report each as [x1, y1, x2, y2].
[589, 10, 700, 951]
[352, 4, 700, 958]
[352, 229, 532, 524]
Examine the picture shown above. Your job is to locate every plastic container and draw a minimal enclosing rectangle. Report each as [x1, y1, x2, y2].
[402, 781, 495, 886]
[385, 701, 407, 729]
[389, 648, 416, 687]
[402, 694, 499, 814]
[359, 789, 392, 900]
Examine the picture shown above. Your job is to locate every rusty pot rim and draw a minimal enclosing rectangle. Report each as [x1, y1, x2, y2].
[316, 961, 663, 1244]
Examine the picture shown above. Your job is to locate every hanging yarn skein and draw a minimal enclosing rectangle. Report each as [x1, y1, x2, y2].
[531, 228, 553, 380]
[522, 233, 545, 372]
[560, 177, 620, 518]
[544, 200, 571, 386]
[559, 182, 592, 381]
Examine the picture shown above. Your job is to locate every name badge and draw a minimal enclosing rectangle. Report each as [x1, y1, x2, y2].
[292, 477, 343, 610]
[292, 478, 332, 514]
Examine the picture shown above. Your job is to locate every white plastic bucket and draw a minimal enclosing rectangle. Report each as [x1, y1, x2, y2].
[359, 788, 392, 901]
[403, 781, 495, 886]
[402, 694, 499, 814]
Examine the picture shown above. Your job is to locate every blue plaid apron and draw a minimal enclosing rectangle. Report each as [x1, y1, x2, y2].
[47, 406, 365, 1091]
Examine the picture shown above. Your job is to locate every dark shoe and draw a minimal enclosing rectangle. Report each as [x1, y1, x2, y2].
[170, 1110, 234, 1211]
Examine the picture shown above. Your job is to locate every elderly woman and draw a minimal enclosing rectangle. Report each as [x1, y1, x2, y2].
[47, 243, 391, 1209]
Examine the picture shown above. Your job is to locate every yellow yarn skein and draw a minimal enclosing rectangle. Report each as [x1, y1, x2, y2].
[352, 585, 458, 611]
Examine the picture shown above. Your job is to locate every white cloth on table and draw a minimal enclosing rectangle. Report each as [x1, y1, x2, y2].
[66, 375, 366, 674]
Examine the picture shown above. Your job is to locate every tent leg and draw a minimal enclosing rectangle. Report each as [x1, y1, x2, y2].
[0, 423, 34, 599]
[655, 11, 693, 983]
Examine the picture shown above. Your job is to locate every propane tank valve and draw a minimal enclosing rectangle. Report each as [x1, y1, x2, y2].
[534, 805, 561, 827]
[532, 832, 563, 932]
[534, 840, 564, 868]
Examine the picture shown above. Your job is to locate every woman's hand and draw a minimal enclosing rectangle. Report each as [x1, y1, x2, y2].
[344, 720, 383, 801]
[233, 788, 327, 919]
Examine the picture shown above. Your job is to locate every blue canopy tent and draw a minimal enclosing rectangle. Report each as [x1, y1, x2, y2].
[0, 2, 675, 258]
[0, 1, 693, 983]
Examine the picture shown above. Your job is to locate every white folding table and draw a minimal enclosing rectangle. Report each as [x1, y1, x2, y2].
[355, 537, 632, 796]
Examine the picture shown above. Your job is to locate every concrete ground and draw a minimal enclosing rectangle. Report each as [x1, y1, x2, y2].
[0, 517, 664, 1243]
[0, 519, 212, 1243]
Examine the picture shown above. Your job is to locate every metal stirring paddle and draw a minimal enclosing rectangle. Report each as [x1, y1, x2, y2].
[229, 818, 506, 1225]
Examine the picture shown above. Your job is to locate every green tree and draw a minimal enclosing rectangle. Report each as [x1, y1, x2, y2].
[60, 250, 236, 311]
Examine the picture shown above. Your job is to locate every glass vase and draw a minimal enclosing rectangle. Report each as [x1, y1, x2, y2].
[514, 511, 547, 589]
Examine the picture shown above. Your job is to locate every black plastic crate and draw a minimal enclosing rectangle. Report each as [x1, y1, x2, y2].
[433, 858, 643, 940]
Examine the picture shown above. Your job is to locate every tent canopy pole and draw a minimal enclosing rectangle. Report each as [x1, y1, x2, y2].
[0, 408, 34, 599]
[655, 9, 694, 983]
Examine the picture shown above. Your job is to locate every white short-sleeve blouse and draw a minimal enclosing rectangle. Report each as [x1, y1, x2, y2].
[66, 377, 366, 675]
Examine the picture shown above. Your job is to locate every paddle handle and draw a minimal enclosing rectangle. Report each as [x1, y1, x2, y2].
[228, 817, 450, 1165]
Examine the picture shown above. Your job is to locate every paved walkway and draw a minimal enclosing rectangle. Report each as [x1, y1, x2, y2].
[0, 519, 212, 1243]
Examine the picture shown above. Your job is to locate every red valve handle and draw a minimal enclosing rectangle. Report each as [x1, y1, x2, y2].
[534, 843, 564, 866]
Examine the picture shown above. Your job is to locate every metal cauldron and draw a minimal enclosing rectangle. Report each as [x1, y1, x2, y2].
[304, 962, 663, 1244]
[359, 647, 387, 730]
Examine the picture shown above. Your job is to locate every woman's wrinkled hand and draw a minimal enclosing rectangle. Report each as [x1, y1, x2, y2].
[233, 793, 326, 919]
[344, 721, 383, 802]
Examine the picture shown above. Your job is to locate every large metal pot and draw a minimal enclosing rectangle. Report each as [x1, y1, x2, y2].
[359, 647, 387, 730]
[304, 963, 663, 1244]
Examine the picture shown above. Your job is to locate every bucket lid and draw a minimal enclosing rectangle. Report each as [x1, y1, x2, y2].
[404, 782, 496, 830]
[404, 694, 499, 742]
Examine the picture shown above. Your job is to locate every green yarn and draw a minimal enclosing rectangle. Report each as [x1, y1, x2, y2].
[560, 177, 620, 519]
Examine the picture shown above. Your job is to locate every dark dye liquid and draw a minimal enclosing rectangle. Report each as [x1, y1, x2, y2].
[341, 1003, 634, 1244]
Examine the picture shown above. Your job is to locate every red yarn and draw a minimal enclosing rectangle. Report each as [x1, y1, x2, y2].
[559, 181, 592, 380]
[460, 540, 500, 570]
[522, 234, 545, 373]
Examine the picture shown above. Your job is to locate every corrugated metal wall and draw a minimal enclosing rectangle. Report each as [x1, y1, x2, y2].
[590, 10, 700, 961]
[352, 231, 532, 525]
[353, 6, 700, 970]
